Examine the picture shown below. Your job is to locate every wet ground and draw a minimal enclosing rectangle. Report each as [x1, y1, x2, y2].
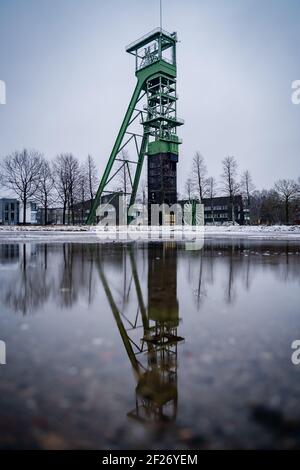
[0, 239, 300, 449]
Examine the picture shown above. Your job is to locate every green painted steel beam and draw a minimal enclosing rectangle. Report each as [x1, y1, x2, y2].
[128, 133, 148, 214]
[86, 80, 143, 225]
[97, 263, 141, 374]
[129, 248, 149, 331]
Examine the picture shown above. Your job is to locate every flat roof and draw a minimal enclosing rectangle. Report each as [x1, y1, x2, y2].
[0, 198, 19, 202]
[126, 27, 176, 53]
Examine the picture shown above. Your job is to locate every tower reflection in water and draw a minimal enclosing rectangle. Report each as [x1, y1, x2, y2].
[98, 243, 184, 424]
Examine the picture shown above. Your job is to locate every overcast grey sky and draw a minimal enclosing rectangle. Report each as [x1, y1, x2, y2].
[0, 0, 299, 195]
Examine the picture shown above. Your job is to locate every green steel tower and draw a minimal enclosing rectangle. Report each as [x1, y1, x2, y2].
[86, 28, 183, 225]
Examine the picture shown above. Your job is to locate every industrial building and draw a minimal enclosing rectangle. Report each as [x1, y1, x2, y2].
[0, 199, 39, 225]
[19, 202, 38, 224]
[202, 195, 249, 225]
[0, 198, 19, 225]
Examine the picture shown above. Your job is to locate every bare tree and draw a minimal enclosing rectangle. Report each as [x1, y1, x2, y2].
[77, 164, 89, 223]
[192, 152, 208, 201]
[53, 155, 69, 225]
[86, 155, 98, 202]
[249, 190, 262, 225]
[250, 189, 285, 225]
[260, 189, 282, 225]
[207, 176, 217, 223]
[53, 153, 80, 225]
[136, 179, 147, 205]
[240, 170, 255, 208]
[274, 179, 299, 224]
[116, 150, 132, 198]
[185, 177, 193, 201]
[34, 158, 55, 225]
[0, 149, 42, 223]
[66, 155, 80, 225]
[221, 156, 240, 222]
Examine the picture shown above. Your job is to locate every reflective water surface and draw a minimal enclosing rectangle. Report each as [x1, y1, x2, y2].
[0, 240, 300, 449]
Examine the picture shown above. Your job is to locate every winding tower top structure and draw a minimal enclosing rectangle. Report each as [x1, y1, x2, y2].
[87, 28, 183, 225]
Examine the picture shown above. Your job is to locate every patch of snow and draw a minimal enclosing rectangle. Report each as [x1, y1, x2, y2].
[0, 224, 299, 242]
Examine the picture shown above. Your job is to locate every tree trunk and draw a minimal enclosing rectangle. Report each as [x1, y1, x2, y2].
[199, 176, 202, 201]
[229, 193, 234, 223]
[23, 198, 27, 224]
[63, 200, 66, 225]
[67, 200, 70, 225]
[44, 200, 48, 226]
[89, 178, 93, 203]
[81, 188, 85, 224]
[71, 192, 75, 225]
[285, 197, 289, 225]
[211, 199, 214, 224]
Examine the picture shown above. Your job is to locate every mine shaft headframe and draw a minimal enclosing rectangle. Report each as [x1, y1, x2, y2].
[86, 28, 182, 225]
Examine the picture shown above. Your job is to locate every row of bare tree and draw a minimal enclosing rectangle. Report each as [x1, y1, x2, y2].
[184, 153, 300, 224]
[0, 150, 99, 224]
[0, 148, 299, 225]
